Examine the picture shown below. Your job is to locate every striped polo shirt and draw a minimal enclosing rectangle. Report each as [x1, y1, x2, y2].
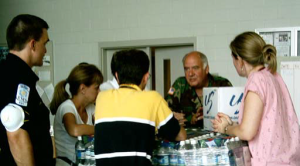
[94, 84, 180, 166]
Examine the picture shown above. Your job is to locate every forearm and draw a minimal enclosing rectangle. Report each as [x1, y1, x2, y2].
[225, 124, 254, 141]
[175, 126, 187, 141]
[68, 124, 94, 137]
[7, 129, 34, 165]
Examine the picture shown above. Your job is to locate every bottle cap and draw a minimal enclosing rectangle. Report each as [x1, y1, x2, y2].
[191, 139, 197, 144]
[180, 141, 185, 145]
[234, 137, 240, 141]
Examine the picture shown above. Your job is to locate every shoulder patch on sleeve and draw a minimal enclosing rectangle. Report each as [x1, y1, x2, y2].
[168, 87, 175, 95]
[15, 84, 30, 106]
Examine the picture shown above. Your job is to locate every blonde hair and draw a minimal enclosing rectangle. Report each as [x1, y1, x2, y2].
[49, 63, 103, 114]
[230, 31, 277, 74]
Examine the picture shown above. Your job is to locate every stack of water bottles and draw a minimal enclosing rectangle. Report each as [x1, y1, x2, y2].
[75, 136, 96, 166]
[152, 133, 241, 166]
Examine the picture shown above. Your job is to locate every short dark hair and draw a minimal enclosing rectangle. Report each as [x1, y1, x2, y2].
[114, 49, 149, 85]
[111, 53, 118, 77]
[6, 14, 49, 51]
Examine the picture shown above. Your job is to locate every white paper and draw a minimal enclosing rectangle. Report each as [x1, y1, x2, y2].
[260, 32, 274, 45]
[44, 83, 54, 101]
[280, 61, 300, 122]
[274, 32, 291, 57]
[36, 84, 44, 97]
[38, 71, 51, 81]
[276, 46, 290, 57]
[274, 32, 291, 46]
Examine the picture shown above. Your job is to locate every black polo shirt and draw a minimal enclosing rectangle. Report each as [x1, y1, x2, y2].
[0, 53, 54, 166]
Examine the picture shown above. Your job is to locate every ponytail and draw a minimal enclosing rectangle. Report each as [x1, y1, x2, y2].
[49, 80, 70, 115]
[262, 44, 277, 74]
[230, 32, 278, 75]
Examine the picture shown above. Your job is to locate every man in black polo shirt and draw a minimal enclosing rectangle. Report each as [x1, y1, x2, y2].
[0, 14, 54, 166]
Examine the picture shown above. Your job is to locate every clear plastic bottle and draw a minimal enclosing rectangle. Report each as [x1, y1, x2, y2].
[85, 145, 91, 166]
[157, 141, 169, 166]
[209, 132, 215, 138]
[210, 147, 218, 165]
[185, 139, 200, 166]
[219, 142, 230, 165]
[200, 147, 209, 165]
[177, 141, 186, 166]
[84, 155, 91, 166]
[86, 138, 95, 166]
[75, 136, 86, 165]
[90, 155, 96, 166]
[168, 142, 178, 166]
[184, 139, 192, 150]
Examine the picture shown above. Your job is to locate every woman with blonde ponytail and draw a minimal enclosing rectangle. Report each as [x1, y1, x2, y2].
[50, 63, 103, 166]
[212, 32, 300, 165]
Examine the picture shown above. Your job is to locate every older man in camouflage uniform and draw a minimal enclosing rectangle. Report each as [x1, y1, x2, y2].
[165, 51, 232, 128]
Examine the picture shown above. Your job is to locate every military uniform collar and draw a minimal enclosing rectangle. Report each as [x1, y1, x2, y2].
[207, 73, 214, 87]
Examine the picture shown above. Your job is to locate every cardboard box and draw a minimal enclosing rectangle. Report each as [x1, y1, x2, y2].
[203, 87, 244, 131]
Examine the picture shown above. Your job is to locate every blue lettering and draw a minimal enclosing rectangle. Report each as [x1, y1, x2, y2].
[204, 91, 215, 114]
[234, 110, 239, 115]
[229, 93, 244, 106]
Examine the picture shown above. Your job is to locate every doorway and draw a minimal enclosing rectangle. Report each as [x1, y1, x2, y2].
[99, 37, 196, 97]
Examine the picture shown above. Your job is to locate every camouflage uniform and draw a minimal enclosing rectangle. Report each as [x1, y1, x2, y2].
[165, 73, 232, 128]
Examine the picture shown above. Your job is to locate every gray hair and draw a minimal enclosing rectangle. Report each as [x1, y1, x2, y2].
[182, 51, 208, 69]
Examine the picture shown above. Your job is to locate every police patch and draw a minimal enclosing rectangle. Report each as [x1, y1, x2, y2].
[15, 84, 30, 106]
[168, 87, 175, 95]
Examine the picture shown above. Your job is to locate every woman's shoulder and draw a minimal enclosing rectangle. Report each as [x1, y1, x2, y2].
[249, 68, 272, 81]
[57, 99, 77, 114]
[59, 99, 74, 108]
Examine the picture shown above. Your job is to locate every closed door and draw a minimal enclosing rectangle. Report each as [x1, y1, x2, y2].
[154, 46, 194, 97]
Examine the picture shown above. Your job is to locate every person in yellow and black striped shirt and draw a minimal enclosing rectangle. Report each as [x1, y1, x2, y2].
[94, 49, 187, 166]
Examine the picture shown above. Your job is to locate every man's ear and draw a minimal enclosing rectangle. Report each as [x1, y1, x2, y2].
[139, 72, 149, 90]
[29, 39, 35, 51]
[115, 72, 120, 84]
[144, 72, 149, 83]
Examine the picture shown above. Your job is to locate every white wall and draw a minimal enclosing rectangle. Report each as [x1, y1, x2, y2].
[1, 0, 300, 86]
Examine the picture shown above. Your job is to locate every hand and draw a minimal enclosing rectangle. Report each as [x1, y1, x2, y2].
[211, 113, 231, 133]
[211, 117, 227, 133]
[191, 107, 203, 125]
[217, 112, 233, 125]
[173, 112, 187, 126]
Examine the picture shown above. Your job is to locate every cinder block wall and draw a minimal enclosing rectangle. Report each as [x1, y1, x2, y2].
[1, 0, 300, 86]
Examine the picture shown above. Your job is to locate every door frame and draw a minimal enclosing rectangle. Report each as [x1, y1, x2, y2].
[98, 37, 197, 86]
